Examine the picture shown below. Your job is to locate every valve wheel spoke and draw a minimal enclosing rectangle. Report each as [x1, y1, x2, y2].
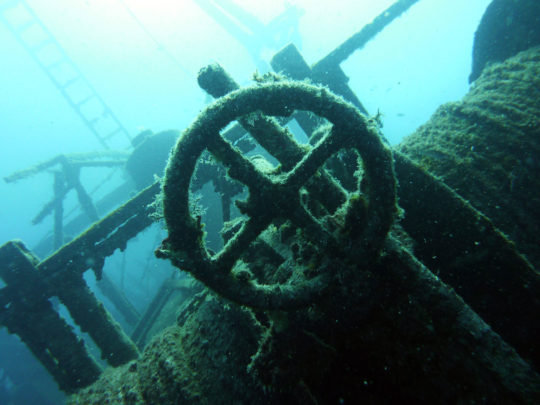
[207, 133, 272, 192]
[213, 216, 273, 272]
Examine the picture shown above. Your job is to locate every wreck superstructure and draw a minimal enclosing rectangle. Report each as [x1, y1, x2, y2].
[1, 1, 540, 403]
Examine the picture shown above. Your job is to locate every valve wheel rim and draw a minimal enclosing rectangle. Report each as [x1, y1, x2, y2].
[160, 81, 397, 309]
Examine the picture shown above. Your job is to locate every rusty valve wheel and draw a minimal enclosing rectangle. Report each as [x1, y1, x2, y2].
[156, 81, 397, 310]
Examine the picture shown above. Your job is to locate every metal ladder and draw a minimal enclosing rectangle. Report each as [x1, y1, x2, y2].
[0, 0, 132, 150]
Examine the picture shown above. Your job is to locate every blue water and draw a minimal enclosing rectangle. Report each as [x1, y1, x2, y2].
[0, 1, 491, 403]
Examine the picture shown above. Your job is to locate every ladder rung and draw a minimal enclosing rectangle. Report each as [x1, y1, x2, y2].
[87, 117, 99, 126]
[45, 58, 66, 71]
[103, 127, 122, 140]
[61, 77, 80, 89]
[30, 38, 53, 53]
[14, 19, 36, 33]
[76, 95, 96, 107]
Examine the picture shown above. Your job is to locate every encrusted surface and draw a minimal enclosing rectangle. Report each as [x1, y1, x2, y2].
[399, 46, 540, 268]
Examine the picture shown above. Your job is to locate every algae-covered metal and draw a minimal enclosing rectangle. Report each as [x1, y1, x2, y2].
[157, 81, 397, 309]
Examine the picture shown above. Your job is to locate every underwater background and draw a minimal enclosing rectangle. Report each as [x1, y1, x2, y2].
[0, 1, 497, 403]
